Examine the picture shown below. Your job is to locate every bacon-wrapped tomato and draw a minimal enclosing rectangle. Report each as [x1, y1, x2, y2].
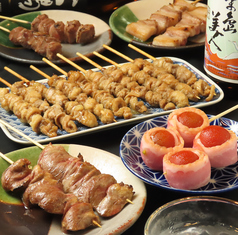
[193, 125, 237, 168]
[163, 148, 211, 190]
[140, 127, 184, 171]
[167, 107, 209, 147]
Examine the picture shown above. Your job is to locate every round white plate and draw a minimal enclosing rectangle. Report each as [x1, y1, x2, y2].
[0, 10, 112, 64]
[120, 114, 238, 194]
[0, 144, 146, 235]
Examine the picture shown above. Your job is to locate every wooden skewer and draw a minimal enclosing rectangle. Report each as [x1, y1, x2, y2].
[42, 58, 69, 76]
[56, 53, 87, 74]
[209, 104, 238, 123]
[103, 44, 134, 63]
[0, 26, 10, 33]
[30, 65, 51, 80]
[0, 76, 12, 87]
[4, 66, 29, 82]
[76, 52, 103, 71]
[0, 151, 14, 164]
[0, 119, 44, 149]
[0, 15, 31, 24]
[93, 51, 120, 67]
[128, 43, 155, 60]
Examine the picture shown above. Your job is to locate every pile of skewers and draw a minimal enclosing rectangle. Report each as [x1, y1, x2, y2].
[126, 0, 207, 47]
[0, 44, 216, 137]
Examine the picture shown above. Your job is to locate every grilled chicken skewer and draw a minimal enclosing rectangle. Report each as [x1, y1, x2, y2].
[42, 57, 133, 119]
[0, 13, 95, 44]
[4, 67, 99, 128]
[0, 80, 58, 137]
[0, 152, 101, 232]
[0, 26, 62, 60]
[31, 14, 95, 44]
[30, 65, 116, 124]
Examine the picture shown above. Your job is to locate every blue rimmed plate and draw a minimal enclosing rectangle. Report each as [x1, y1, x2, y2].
[0, 57, 223, 144]
[120, 114, 238, 194]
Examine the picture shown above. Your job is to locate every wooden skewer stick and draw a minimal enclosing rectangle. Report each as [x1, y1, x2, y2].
[0, 15, 31, 24]
[56, 53, 87, 74]
[93, 51, 120, 67]
[128, 43, 155, 60]
[42, 58, 68, 76]
[0, 119, 44, 149]
[0, 26, 10, 33]
[0, 76, 12, 87]
[4, 66, 29, 82]
[0, 151, 14, 164]
[30, 65, 51, 80]
[103, 44, 134, 63]
[76, 52, 103, 71]
[209, 104, 238, 123]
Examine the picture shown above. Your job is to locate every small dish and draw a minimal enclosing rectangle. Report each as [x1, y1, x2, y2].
[145, 196, 238, 235]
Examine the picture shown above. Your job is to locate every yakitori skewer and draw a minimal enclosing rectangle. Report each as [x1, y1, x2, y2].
[0, 25, 62, 60]
[3, 68, 80, 132]
[31, 64, 116, 124]
[0, 15, 30, 24]
[0, 119, 44, 149]
[0, 142, 101, 231]
[42, 56, 135, 118]
[103, 44, 134, 63]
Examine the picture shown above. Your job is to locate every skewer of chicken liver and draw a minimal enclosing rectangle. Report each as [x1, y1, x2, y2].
[0, 116, 134, 217]
[0, 146, 101, 232]
[0, 26, 62, 60]
[0, 14, 95, 44]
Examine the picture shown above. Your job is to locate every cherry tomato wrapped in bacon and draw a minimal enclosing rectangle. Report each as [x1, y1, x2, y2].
[167, 107, 209, 147]
[193, 125, 238, 168]
[140, 127, 184, 171]
[163, 148, 211, 190]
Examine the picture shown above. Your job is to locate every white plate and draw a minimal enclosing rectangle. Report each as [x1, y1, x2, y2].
[0, 57, 224, 144]
[120, 114, 238, 194]
[0, 144, 146, 235]
[109, 0, 206, 49]
[0, 10, 112, 64]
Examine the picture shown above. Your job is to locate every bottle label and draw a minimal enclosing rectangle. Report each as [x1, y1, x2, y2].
[204, 0, 238, 80]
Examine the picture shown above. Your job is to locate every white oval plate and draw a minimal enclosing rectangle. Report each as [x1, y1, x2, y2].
[0, 144, 146, 235]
